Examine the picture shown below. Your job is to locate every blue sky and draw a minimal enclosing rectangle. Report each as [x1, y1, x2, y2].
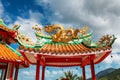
[1, 0, 120, 80]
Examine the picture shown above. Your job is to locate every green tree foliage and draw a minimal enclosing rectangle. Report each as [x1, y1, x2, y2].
[57, 70, 82, 80]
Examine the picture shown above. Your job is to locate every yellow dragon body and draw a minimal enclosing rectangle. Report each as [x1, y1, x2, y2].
[44, 24, 88, 43]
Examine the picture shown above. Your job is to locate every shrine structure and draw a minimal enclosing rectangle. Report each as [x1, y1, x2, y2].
[16, 24, 116, 80]
[0, 20, 29, 80]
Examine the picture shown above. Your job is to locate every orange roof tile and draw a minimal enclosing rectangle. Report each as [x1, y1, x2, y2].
[19, 43, 111, 55]
[0, 43, 25, 63]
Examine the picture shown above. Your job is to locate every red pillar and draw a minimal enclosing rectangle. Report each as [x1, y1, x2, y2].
[90, 60, 96, 80]
[82, 66, 86, 80]
[14, 63, 19, 80]
[42, 66, 45, 80]
[3, 63, 8, 80]
[10, 63, 15, 80]
[36, 60, 40, 80]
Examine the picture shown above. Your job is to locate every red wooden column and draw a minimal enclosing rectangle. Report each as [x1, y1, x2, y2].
[42, 66, 45, 80]
[9, 63, 15, 80]
[82, 66, 86, 80]
[90, 60, 96, 80]
[14, 63, 19, 80]
[3, 63, 8, 80]
[36, 60, 40, 80]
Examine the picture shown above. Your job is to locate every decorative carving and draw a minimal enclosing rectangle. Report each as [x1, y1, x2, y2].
[31, 24, 116, 46]
[98, 35, 112, 46]
[32, 25, 42, 34]
[82, 35, 116, 48]
[79, 26, 88, 35]
[98, 35, 116, 47]
[12, 24, 20, 30]
[17, 32, 35, 46]
[44, 24, 88, 42]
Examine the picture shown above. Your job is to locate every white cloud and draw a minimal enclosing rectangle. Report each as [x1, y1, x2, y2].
[112, 36, 120, 53]
[9, 17, 37, 42]
[18, 66, 36, 80]
[29, 10, 44, 22]
[104, 53, 120, 68]
[8, 10, 44, 41]
[22, 70, 35, 76]
[45, 67, 83, 80]
[45, 69, 64, 79]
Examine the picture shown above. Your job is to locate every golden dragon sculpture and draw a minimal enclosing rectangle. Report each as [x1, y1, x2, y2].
[44, 24, 88, 42]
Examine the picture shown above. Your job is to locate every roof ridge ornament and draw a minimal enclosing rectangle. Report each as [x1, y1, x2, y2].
[32, 24, 90, 43]
[32, 24, 42, 34]
[98, 35, 116, 47]
[45, 25, 89, 43]
[16, 32, 35, 47]
[12, 24, 20, 30]
[0, 19, 20, 31]
[82, 35, 116, 48]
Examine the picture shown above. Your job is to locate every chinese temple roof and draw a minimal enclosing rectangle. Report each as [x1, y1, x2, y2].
[0, 19, 20, 44]
[0, 42, 29, 67]
[0, 19, 19, 33]
[0, 19, 29, 67]
[17, 24, 116, 66]
[0, 19, 116, 67]
[19, 43, 111, 56]
[17, 24, 116, 48]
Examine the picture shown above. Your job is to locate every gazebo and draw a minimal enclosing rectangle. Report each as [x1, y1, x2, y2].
[0, 20, 29, 80]
[17, 24, 116, 80]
